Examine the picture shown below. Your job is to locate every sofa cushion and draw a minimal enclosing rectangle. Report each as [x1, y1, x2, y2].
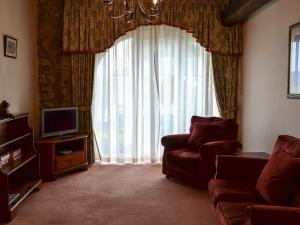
[209, 179, 265, 206]
[189, 116, 236, 140]
[256, 141, 300, 206]
[215, 201, 257, 225]
[166, 148, 200, 168]
[186, 123, 221, 150]
[189, 116, 234, 132]
[271, 135, 300, 156]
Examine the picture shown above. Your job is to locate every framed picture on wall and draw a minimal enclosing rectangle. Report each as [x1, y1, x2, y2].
[3, 35, 17, 59]
[288, 22, 300, 99]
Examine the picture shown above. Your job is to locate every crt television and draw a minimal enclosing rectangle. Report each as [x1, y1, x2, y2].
[41, 107, 78, 138]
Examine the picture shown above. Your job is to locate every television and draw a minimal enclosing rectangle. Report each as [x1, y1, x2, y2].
[41, 107, 78, 138]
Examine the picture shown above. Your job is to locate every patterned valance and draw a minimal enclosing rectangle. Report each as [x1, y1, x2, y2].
[63, 0, 242, 55]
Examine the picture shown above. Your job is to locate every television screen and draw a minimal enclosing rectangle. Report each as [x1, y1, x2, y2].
[42, 107, 78, 138]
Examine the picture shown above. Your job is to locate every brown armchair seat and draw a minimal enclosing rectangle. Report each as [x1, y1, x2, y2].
[161, 116, 240, 189]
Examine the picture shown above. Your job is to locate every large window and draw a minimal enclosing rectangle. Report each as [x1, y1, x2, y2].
[92, 25, 219, 163]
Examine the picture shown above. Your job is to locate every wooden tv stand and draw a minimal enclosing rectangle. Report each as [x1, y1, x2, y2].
[35, 135, 88, 181]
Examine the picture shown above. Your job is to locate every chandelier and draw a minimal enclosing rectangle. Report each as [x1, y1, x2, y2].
[103, 0, 161, 23]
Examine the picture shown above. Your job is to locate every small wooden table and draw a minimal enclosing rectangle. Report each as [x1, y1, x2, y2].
[35, 134, 88, 181]
[236, 151, 270, 159]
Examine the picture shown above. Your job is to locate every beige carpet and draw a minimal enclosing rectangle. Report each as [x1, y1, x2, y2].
[7, 164, 216, 225]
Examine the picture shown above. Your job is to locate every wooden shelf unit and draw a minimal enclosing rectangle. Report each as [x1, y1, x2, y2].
[0, 113, 42, 222]
[35, 135, 88, 181]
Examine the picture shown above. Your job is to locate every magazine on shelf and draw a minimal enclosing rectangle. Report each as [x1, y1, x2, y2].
[8, 193, 20, 205]
[1, 152, 9, 161]
[11, 149, 22, 160]
[0, 152, 10, 167]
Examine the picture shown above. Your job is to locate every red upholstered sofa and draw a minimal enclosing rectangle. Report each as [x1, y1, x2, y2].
[209, 135, 300, 225]
[161, 116, 240, 189]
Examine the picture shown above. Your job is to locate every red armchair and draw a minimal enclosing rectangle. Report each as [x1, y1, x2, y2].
[161, 116, 240, 189]
[209, 135, 300, 225]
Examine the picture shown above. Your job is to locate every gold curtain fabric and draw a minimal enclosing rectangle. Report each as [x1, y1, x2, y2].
[212, 54, 239, 119]
[71, 53, 95, 164]
[63, 0, 242, 55]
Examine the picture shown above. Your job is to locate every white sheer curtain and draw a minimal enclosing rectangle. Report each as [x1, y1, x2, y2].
[92, 25, 219, 164]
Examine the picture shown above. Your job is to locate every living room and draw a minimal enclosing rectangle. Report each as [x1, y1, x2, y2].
[0, 0, 300, 224]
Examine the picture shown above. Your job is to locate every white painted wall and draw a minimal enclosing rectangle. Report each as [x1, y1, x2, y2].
[241, 0, 300, 153]
[0, 0, 38, 129]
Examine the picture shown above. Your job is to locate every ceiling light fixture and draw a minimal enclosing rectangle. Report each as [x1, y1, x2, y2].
[103, 0, 161, 24]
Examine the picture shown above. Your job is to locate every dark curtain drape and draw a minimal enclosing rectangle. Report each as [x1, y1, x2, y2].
[211, 0, 240, 119]
[71, 54, 95, 164]
[212, 54, 240, 119]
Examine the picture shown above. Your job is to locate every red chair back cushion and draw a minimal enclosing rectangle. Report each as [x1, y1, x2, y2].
[256, 138, 300, 206]
[186, 123, 222, 150]
[189, 116, 237, 140]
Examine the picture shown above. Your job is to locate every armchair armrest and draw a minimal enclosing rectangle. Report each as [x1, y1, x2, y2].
[245, 205, 300, 225]
[200, 140, 241, 159]
[199, 140, 241, 185]
[161, 134, 190, 150]
[215, 155, 268, 182]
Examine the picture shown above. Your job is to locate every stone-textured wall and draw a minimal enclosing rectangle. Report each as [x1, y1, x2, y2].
[38, 0, 72, 109]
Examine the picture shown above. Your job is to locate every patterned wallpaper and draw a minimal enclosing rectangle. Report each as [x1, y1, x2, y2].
[38, 0, 72, 109]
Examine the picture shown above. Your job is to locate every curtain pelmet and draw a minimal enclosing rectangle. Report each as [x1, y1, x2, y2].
[63, 0, 242, 55]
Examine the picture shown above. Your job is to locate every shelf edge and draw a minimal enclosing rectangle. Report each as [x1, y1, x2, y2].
[9, 180, 42, 211]
[5, 155, 37, 175]
[0, 133, 32, 149]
